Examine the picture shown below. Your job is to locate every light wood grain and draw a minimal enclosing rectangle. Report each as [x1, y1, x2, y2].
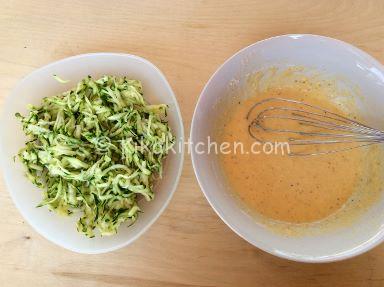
[1, 0, 384, 286]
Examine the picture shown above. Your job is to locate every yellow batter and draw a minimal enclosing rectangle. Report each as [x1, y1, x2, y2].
[219, 83, 382, 224]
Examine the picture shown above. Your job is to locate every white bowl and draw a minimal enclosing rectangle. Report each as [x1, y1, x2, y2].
[0, 53, 184, 254]
[191, 34, 384, 262]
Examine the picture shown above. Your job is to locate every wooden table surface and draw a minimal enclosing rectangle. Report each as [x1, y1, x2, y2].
[1, 1, 384, 286]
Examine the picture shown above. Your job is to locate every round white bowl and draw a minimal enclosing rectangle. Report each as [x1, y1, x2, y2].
[0, 53, 184, 254]
[191, 34, 384, 262]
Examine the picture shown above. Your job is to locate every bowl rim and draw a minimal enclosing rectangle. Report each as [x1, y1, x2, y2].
[190, 34, 384, 263]
[0, 52, 185, 254]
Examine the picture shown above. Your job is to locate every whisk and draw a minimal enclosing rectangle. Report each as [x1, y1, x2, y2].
[246, 98, 384, 156]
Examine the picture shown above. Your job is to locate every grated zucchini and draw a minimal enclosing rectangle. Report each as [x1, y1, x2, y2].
[16, 75, 174, 237]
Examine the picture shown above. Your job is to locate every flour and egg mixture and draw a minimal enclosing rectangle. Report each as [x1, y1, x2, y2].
[217, 67, 384, 233]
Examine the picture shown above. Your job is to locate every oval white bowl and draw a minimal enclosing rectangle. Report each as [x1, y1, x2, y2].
[191, 34, 384, 262]
[0, 53, 184, 254]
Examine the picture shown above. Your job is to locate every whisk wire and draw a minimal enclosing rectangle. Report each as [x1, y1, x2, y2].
[247, 98, 384, 156]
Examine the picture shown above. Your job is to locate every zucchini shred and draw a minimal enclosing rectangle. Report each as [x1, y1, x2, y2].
[16, 75, 175, 237]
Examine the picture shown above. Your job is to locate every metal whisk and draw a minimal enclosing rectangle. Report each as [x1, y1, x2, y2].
[247, 98, 384, 156]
